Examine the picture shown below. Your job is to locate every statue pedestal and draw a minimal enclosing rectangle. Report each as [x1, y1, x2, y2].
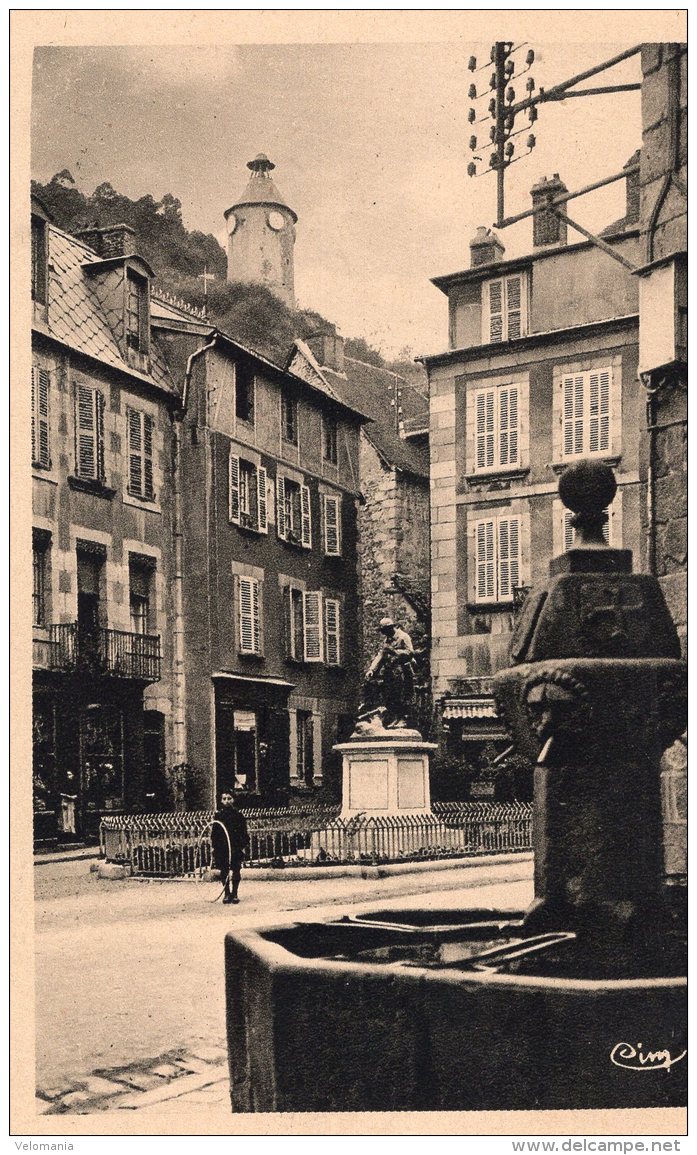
[334, 732, 436, 818]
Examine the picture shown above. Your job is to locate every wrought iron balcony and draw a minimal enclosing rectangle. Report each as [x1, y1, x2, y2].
[34, 623, 161, 683]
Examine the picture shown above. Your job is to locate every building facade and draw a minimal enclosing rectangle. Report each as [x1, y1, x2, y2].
[31, 201, 178, 843]
[152, 306, 366, 807]
[422, 172, 643, 780]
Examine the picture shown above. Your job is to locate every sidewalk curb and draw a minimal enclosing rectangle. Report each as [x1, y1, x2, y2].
[119, 851, 532, 884]
[34, 848, 102, 866]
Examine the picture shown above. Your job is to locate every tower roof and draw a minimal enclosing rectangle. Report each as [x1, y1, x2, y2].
[225, 153, 297, 223]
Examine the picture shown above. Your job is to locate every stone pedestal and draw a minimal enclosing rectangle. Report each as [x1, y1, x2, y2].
[334, 734, 436, 818]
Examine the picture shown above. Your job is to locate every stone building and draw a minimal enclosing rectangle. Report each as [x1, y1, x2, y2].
[31, 198, 178, 844]
[224, 154, 297, 307]
[635, 42, 687, 876]
[152, 302, 367, 807]
[287, 335, 431, 724]
[421, 170, 643, 781]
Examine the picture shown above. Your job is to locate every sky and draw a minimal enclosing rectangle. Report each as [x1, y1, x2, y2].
[31, 41, 642, 357]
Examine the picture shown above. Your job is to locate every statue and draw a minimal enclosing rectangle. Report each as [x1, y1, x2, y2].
[359, 617, 416, 730]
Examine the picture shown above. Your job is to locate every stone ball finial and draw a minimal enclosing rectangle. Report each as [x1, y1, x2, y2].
[559, 460, 617, 545]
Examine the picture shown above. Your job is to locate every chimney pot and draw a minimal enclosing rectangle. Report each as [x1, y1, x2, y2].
[76, 223, 136, 259]
[624, 149, 641, 224]
[469, 226, 505, 268]
[307, 331, 345, 373]
[531, 174, 568, 248]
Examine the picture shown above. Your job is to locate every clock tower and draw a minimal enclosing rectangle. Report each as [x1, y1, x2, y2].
[224, 154, 297, 307]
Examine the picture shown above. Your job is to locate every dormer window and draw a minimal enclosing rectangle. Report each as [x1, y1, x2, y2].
[126, 270, 149, 354]
[31, 216, 47, 304]
[482, 272, 528, 343]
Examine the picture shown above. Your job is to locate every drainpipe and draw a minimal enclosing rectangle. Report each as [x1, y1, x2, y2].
[171, 334, 219, 767]
[644, 383, 658, 577]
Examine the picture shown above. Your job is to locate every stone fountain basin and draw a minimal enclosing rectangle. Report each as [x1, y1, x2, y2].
[225, 909, 686, 1113]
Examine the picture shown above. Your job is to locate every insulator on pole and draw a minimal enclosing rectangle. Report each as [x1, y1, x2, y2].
[526, 48, 535, 66]
[505, 141, 514, 159]
[504, 112, 515, 131]
[467, 162, 477, 177]
[468, 108, 476, 123]
[506, 86, 515, 103]
[490, 152, 498, 168]
[490, 72, 497, 89]
[489, 125, 496, 141]
[528, 105, 538, 122]
[468, 83, 477, 99]
[526, 76, 535, 92]
[468, 55, 477, 71]
[488, 97, 496, 116]
[527, 134, 536, 150]
[490, 45, 496, 62]
[505, 59, 514, 77]
[469, 135, 477, 150]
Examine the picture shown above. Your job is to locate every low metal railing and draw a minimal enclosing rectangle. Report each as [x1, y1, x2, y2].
[100, 802, 532, 877]
[43, 623, 161, 682]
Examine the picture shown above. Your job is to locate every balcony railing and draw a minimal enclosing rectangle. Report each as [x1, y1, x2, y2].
[34, 623, 161, 682]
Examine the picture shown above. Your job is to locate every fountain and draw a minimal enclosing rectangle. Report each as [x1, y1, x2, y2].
[225, 461, 686, 1113]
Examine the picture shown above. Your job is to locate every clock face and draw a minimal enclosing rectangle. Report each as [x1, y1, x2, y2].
[227, 213, 238, 235]
[268, 211, 285, 231]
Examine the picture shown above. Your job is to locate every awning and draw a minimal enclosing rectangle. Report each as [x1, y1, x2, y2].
[212, 671, 295, 689]
[442, 698, 499, 720]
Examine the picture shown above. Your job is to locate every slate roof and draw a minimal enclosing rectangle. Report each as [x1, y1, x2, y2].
[289, 342, 429, 479]
[36, 225, 176, 396]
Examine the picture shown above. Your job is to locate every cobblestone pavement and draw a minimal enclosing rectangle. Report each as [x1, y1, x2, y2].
[35, 1041, 230, 1116]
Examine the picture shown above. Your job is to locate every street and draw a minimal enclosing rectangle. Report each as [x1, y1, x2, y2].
[34, 856, 533, 1095]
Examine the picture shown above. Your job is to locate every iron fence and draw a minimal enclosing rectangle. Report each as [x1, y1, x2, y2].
[44, 623, 161, 681]
[100, 802, 532, 878]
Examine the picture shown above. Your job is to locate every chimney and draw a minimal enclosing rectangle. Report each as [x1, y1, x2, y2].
[76, 223, 136, 259]
[306, 331, 345, 374]
[531, 174, 568, 248]
[469, 226, 505, 268]
[624, 150, 641, 224]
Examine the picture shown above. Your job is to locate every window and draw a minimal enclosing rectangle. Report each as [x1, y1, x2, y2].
[281, 388, 298, 445]
[75, 385, 105, 481]
[129, 560, 154, 635]
[31, 366, 51, 469]
[229, 453, 268, 532]
[127, 408, 155, 499]
[277, 477, 311, 547]
[31, 216, 47, 304]
[323, 414, 339, 465]
[33, 537, 49, 626]
[285, 587, 331, 663]
[238, 576, 262, 655]
[321, 494, 342, 556]
[474, 384, 519, 472]
[235, 363, 255, 424]
[296, 710, 314, 784]
[562, 368, 611, 458]
[561, 507, 615, 550]
[324, 597, 341, 666]
[474, 515, 522, 603]
[483, 273, 527, 343]
[126, 271, 149, 354]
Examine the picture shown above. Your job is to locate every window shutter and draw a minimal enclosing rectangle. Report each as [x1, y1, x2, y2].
[563, 374, 585, 457]
[475, 390, 495, 469]
[238, 576, 260, 654]
[475, 520, 495, 601]
[76, 385, 98, 479]
[324, 598, 341, 666]
[323, 495, 341, 555]
[143, 414, 154, 498]
[228, 453, 241, 522]
[276, 476, 286, 539]
[283, 586, 293, 658]
[256, 466, 268, 533]
[498, 517, 521, 599]
[488, 280, 503, 343]
[95, 390, 105, 480]
[564, 510, 575, 552]
[589, 369, 611, 453]
[303, 591, 323, 661]
[128, 408, 142, 495]
[506, 276, 522, 340]
[32, 367, 51, 468]
[301, 484, 312, 548]
[498, 386, 519, 467]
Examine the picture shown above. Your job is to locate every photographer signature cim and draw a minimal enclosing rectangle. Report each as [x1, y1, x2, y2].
[610, 1042, 687, 1072]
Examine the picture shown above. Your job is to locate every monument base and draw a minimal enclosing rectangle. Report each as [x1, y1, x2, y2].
[334, 733, 436, 818]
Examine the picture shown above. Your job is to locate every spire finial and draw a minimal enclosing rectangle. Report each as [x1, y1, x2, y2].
[247, 153, 275, 174]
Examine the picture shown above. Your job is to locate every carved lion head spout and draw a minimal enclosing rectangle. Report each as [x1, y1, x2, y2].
[523, 670, 591, 765]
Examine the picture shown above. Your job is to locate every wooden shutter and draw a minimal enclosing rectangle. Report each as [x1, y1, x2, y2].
[323, 495, 341, 555]
[276, 476, 286, 539]
[498, 385, 519, 467]
[303, 591, 323, 661]
[256, 466, 268, 533]
[498, 517, 521, 600]
[475, 520, 495, 601]
[506, 275, 523, 340]
[589, 369, 611, 454]
[143, 415, 154, 498]
[475, 390, 495, 469]
[76, 385, 104, 480]
[31, 367, 51, 468]
[127, 408, 142, 495]
[238, 576, 260, 654]
[324, 598, 341, 666]
[564, 510, 575, 552]
[563, 374, 585, 458]
[228, 453, 240, 522]
[283, 586, 293, 658]
[487, 280, 503, 343]
[300, 484, 312, 548]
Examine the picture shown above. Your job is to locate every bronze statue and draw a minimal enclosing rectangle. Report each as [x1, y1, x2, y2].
[360, 617, 416, 729]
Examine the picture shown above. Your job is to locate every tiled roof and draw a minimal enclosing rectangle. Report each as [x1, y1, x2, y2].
[40, 226, 175, 396]
[290, 343, 429, 478]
